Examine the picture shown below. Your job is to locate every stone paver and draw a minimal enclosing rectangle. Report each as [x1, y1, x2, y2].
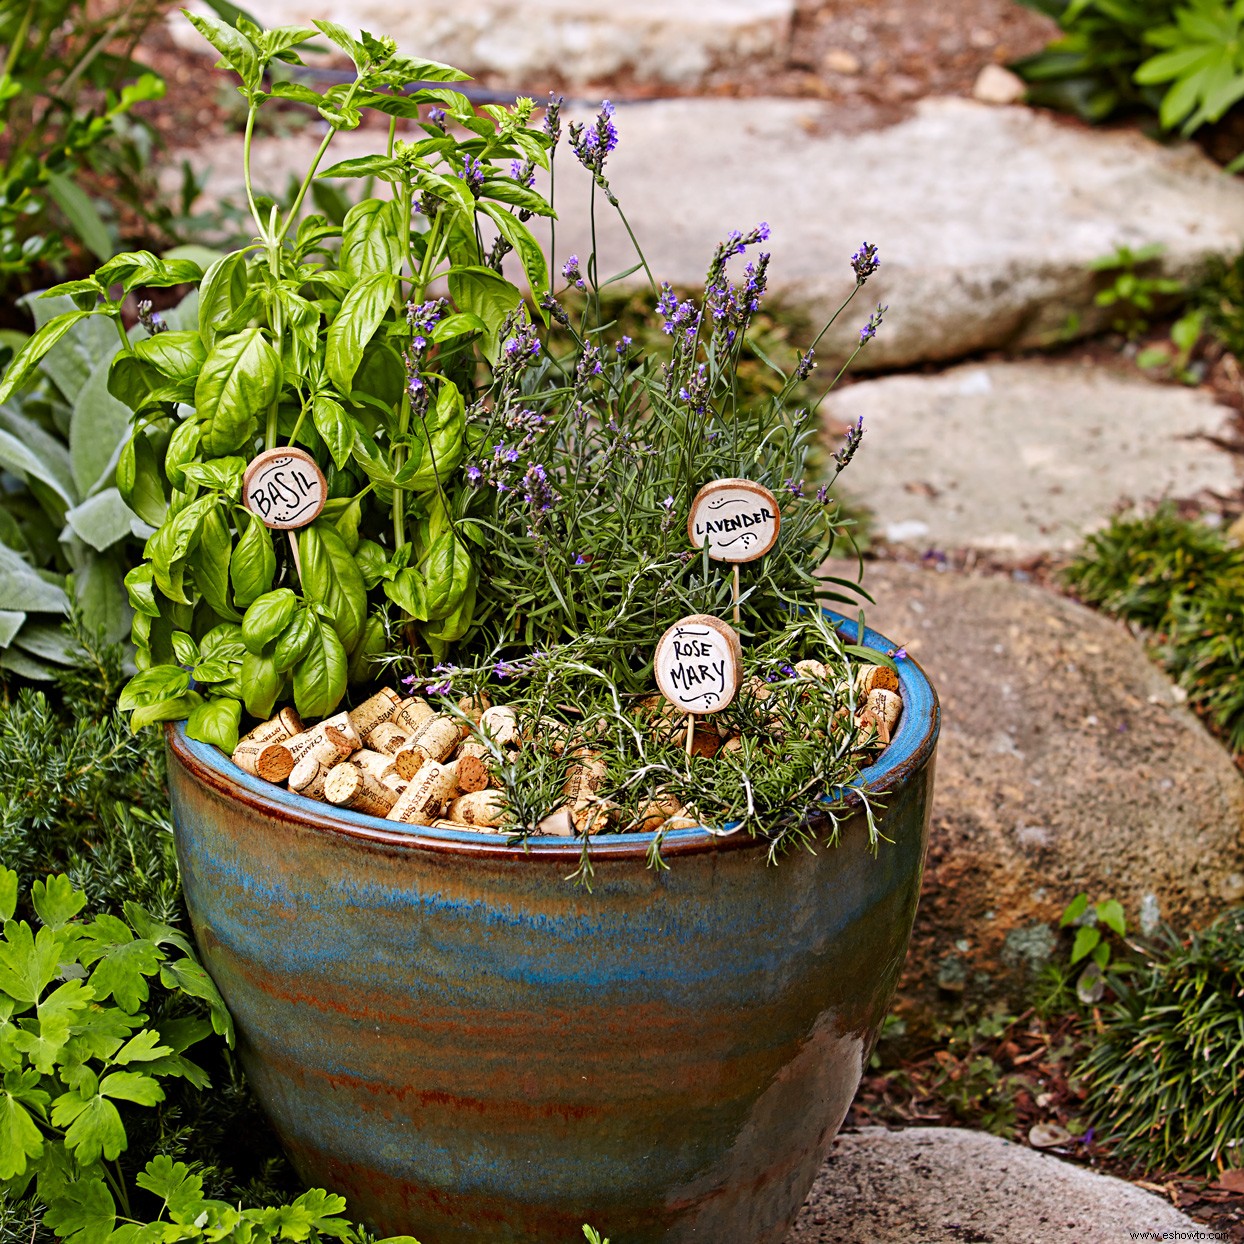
[825, 361, 1241, 554]
[178, 0, 794, 85]
[178, 96, 1244, 371]
[789, 1127, 1201, 1242]
[824, 560, 1244, 1007]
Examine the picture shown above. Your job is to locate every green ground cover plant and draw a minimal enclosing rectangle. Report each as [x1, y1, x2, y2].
[1011, 0, 1244, 156]
[1063, 507, 1244, 753]
[1081, 910, 1244, 1176]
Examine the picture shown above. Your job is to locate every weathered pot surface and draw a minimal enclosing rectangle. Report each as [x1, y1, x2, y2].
[166, 614, 939, 1244]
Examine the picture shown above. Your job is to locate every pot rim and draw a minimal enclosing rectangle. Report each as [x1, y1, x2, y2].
[167, 608, 939, 860]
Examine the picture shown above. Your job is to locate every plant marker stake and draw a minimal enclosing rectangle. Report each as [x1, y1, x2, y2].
[654, 614, 743, 770]
[241, 447, 326, 581]
[687, 478, 781, 627]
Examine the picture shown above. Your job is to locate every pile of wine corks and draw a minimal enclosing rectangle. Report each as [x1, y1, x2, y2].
[230, 689, 511, 831]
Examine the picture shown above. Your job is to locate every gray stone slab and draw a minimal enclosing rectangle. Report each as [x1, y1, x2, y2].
[176, 95, 1244, 370]
[824, 560, 1244, 1009]
[789, 1127, 1200, 1243]
[826, 361, 1240, 554]
[178, 0, 794, 85]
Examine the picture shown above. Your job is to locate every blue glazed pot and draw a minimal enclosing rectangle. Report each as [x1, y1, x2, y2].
[166, 614, 938, 1244]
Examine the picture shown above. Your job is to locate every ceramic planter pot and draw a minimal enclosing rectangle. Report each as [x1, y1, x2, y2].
[165, 614, 938, 1244]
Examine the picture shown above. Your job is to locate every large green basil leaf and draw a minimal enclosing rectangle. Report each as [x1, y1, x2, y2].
[325, 274, 395, 395]
[118, 664, 191, 710]
[383, 566, 428, 621]
[292, 618, 347, 719]
[0, 310, 103, 405]
[312, 395, 354, 470]
[191, 506, 239, 621]
[132, 330, 207, 380]
[446, 266, 522, 365]
[186, 697, 242, 753]
[195, 328, 282, 456]
[298, 522, 366, 653]
[422, 527, 473, 622]
[116, 434, 168, 528]
[347, 614, 386, 684]
[230, 512, 276, 608]
[424, 574, 476, 645]
[198, 252, 249, 347]
[130, 691, 203, 731]
[339, 198, 403, 281]
[398, 379, 465, 493]
[124, 564, 160, 619]
[353, 539, 388, 589]
[480, 204, 549, 305]
[184, 11, 261, 94]
[241, 651, 281, 720]
[145, 496, 215, 604]
[164, 419, 202, 492]
[272, 606, 317, 672]
[241, 588, 297, 655]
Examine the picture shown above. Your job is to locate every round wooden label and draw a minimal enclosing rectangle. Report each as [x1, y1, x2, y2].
[654, 614, 743, 715]
[242, 448, 327, 530]
[687, 478, 780, 563]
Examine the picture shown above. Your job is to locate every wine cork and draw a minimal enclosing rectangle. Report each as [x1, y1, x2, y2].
[663, 815, 701, 831]
[745, 676, 772, 702]
[856, 663, 900, 694]
[366, 721, 409, 754]
[689, 726, 721, 759]
[393, 696, 435, 736]
[285, 712, 360, 765]
[347, 688, 402, 738]
[457, 692, 492, 723]
[324, 762, 399, 817]
[536, 807, 575, 836]
[563, 754, 606, 808]
[454, 752, 491, 793]
[857, 687, 903, 745]
[231, 737, 294, 782]
[379, 771, 408, 794]
[288, 754, 331, 800]
[721, 733, 744, 754]
[353, 749, 399, 781]
[572, 799, 616, 834]
[394, 714, 464, 778]
[795, 659, 828, 682]
[480, 705, 520, 749]
[387, 760, 456, 824]
[240, 707, 304, 746]
[637, 795, 684, 832]
[446, 789, 507, 828]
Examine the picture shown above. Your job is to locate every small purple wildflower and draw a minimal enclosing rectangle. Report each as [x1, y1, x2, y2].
[833, 415, 865, 470]
[427, 106, 447, 131]
[795, 348, 816, 381]
[427, 678, 452, 696]
[574, 554, 588, 565]
[616, 335, 632, 354]
[509, 158, 536, 188]
[858, 303, 887, 346]
[136, 300, 166, 336]
[457, 154, 485, 196]
[568, 100, 618, 176]
[576, 342, 604, 386]
[466, 465, 483, 486]
[562, 255, 585, 290]
[785, 478, 805, 499]
[543, 93, 563, 145]
[851, 242, 880, 284]
[817, 484, 830, 504]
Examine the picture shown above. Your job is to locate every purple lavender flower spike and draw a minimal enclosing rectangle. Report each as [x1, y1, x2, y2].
[562, 255, 585, 290]
[858, 303, 887, 346]
[851, 242, 880, 284]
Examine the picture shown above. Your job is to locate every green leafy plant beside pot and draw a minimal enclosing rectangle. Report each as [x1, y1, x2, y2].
[0, 13, 895, 855]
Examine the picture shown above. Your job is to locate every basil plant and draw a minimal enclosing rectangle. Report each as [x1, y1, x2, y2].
[0, 15, 554, 754]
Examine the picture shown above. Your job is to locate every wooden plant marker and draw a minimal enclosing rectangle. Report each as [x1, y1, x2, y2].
[687, 478, 780, 624]
[654, 614, 743, 761]
[242, 447, 327, 577]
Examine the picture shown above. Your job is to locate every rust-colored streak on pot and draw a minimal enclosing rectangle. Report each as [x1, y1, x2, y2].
[166, 613, 938, 1244]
